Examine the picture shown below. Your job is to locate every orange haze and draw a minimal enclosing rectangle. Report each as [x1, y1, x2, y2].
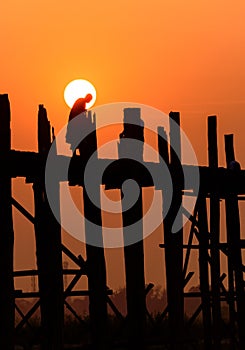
[1, 1, 245, 292]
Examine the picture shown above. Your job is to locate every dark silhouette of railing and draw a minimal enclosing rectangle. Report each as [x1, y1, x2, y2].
[0, 94, 245, 350]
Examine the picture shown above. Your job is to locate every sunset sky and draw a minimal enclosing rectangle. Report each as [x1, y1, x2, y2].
[1, 1, 245, 292]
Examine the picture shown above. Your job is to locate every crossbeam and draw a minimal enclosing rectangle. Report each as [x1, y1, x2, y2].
[1, 152, 245, 195]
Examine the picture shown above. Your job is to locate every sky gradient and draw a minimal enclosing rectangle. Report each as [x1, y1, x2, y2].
[1, 0, 245, 291]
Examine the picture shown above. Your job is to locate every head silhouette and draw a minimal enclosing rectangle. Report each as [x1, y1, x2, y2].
[84, 93, 92, 103]
[68, 94, 93, 122]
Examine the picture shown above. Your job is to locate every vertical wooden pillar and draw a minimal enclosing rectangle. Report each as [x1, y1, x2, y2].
[224, 134, 237, 350]
[198, 196, 212, 349]
[77, 118, 108, 349]
[163, 112, 184, 349]
[121, 190, 146, 349]
[157, 127, 169, 165]
[224, 134, 245, 349]
[0, 94, 15, 350]
[208, 116, 222, 349]
[83, 187, 108, 349]
[119, 108, 146, 349]
[33, 105, 64, 349]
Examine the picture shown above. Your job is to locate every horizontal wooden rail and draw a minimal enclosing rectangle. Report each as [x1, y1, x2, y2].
[1, 151, 245, 195]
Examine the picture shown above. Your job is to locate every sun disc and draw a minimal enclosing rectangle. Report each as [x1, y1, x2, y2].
[64, 79, 96, 109]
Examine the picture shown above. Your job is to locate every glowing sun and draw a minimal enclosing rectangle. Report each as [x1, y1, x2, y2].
[64, 79, 97, 109]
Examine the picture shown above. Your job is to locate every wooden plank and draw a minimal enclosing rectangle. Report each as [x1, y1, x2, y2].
[0, 94, 15, 350]
[158, 271, 195, 323]
[224, 134, 237, 350]
[33, 105, 64, 350]
[182, 204, 198, 278]
[208, 115, 222, 349]
[121, 189, 146, 349]
[119, 108, 146, 349]
[76, 112, 108, 349]
[11, 197, 35, 223]
[198, 196, 212, 349]
[15, 300, 41, 332]
[224, 134, 245, 349]
[157, 126, 169, 164]
[2, 151, 245, 195]
[162, 112, 184, 349]
[83, 187, 108, 349]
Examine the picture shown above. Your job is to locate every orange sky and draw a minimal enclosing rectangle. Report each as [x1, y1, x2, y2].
[1, 1, 245, 292]
[1, 1, 245, 160]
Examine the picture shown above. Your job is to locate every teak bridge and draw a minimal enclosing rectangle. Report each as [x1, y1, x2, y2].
[0, 94, 245, 350]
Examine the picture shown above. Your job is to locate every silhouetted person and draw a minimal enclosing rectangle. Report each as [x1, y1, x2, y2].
[65, 93, 93, 153]
[68, 93, 92, 122]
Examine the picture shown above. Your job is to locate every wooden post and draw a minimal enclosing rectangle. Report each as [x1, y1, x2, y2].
[83, 188, 108, 349]
[76, 112, 108, 349]
[33, 105, 64, 349]
[224, 134, 245, 349]
[224, 134, 237, 350]
[162, 112, 184, 349]
[0, 94, 15, 350]
[157, 126, 169, 165]
[121, 191, 146, 349]
[198, 196, 212, 349]
[208, 116, 222, 349]
[119, 108, 146, 349]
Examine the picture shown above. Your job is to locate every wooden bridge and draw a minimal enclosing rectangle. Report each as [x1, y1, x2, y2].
[0, 94, 245, 349]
